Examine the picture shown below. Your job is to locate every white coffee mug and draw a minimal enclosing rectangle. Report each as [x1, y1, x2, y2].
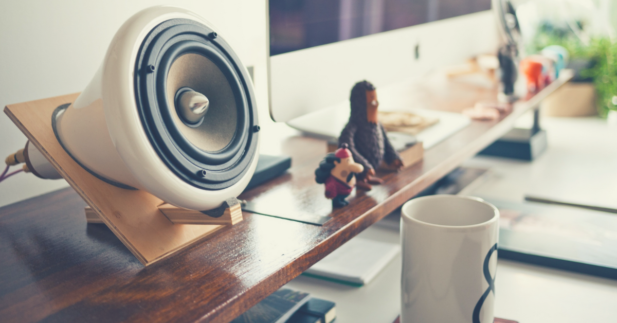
[400, 195, 499, 323]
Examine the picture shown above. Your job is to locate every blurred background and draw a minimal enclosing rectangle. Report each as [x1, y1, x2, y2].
[514, 0, 617, 119]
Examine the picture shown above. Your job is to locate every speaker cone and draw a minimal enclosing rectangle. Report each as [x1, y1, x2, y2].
[167, 53, 237, 151]
[134, 18, 258, 190]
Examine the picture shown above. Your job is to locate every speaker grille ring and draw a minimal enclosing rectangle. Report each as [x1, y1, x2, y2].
[134, 19, 258, 190]
[158, 41, 247, 165]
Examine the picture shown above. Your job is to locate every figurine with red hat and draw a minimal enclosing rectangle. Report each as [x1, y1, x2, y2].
[315, 143, 365, 208]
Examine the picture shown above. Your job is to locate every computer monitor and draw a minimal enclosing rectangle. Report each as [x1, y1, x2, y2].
[268, 0, 498, 124]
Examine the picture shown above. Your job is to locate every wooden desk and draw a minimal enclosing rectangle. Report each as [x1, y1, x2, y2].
[0, 72, 571, 323]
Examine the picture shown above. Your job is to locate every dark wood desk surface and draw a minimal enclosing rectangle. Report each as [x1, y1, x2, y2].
[0, 73, 571, 323]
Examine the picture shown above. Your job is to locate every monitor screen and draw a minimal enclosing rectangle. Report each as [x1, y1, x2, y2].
[270, 0, 492, 56]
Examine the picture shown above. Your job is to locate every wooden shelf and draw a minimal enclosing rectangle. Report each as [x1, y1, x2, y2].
[0, 71, 572, 323]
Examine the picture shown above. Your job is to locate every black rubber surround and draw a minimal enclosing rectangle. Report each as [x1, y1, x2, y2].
[134, 18, 259, 190]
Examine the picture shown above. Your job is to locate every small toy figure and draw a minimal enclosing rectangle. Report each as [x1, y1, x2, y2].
[532, 55, 556, 85]
[315, 144, 364, 208]
[338, 81, 403, 191]
[497, 44, 518, 102]
[520, 58, 544, 94]
[541, 45, 568, 78]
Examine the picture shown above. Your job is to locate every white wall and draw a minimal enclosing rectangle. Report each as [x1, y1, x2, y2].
[0, 0, 269, 207]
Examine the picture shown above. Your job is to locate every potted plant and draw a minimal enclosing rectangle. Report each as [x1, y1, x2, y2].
[528, 21, 617, 119]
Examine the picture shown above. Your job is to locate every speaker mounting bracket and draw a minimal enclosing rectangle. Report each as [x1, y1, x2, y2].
[4, 94, 244, 266]
[85, 198, 243, 226]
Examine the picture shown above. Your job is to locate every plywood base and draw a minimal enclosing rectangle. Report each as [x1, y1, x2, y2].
[86, 199, 243, 225]
[4, 94, 242, 266]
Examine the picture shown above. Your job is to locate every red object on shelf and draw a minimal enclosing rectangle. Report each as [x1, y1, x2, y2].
[521, 58, 545, 93]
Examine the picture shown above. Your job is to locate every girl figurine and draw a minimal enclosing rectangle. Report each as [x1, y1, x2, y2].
[315, 144, 364, 208]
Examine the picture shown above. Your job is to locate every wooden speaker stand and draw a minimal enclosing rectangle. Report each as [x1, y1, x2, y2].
[5, 94, 244, 266]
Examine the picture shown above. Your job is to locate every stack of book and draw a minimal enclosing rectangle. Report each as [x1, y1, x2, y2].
[232, 288, 336, 323]
[303, 238, 400, 287]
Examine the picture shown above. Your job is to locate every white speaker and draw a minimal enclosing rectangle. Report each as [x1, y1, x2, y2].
[29, 6, 260, 211]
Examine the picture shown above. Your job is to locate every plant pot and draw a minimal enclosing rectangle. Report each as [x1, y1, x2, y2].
[541, 82, 597, 117]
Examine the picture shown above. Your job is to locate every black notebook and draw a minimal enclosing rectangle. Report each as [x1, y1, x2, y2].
[231, 288, 311, 323]
[287, 312, 322, 323]
[293, 298, 336, 323]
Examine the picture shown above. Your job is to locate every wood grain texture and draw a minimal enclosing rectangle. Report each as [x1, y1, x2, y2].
[4, 95, 226, 265]
[0, 71, 572, 323]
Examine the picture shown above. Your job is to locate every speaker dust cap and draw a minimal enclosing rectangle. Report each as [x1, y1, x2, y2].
[134, 17, 259, 191]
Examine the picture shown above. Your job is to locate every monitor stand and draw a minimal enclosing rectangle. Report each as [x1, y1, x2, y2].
[479, 108, 548, 161]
